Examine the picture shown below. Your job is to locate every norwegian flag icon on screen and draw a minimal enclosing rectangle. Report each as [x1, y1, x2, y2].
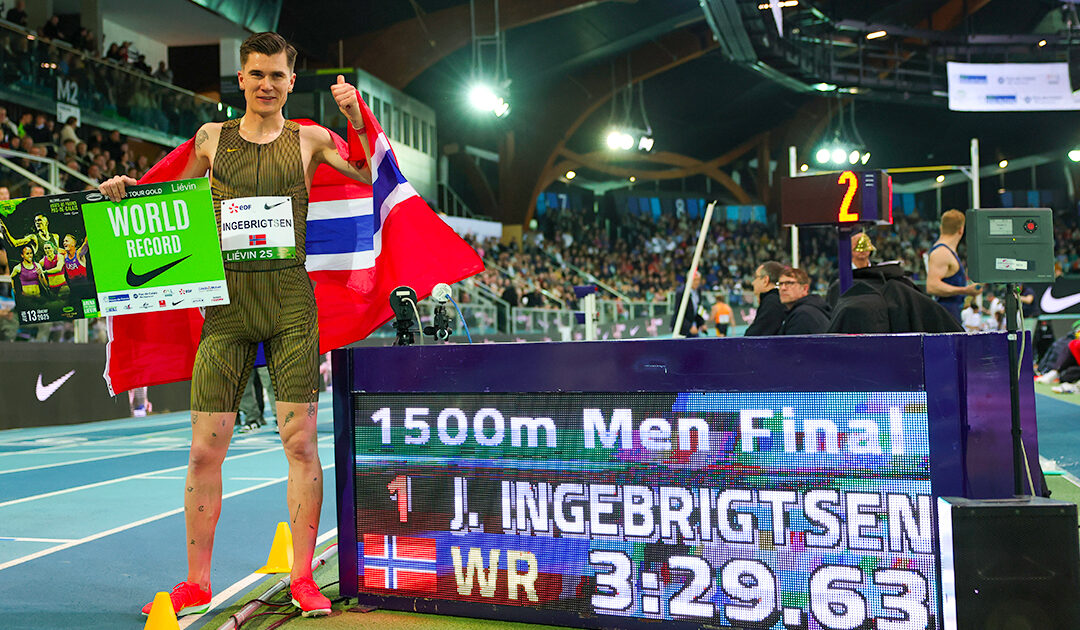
[362, 534, 437, 591]
[249, 234, 267, 246]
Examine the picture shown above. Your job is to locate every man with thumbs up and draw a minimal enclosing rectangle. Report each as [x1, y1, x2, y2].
[100, 32, 373, 619]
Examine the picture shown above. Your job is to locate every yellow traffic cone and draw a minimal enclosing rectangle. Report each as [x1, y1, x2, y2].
[143, 591, 180, 630]
[256, 521, 294, 573]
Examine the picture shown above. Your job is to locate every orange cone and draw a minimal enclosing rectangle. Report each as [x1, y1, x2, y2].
[143, 591, 180, 630]
[256, 521, 294, 573]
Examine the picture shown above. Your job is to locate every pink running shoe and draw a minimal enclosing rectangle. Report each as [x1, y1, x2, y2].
[141, 581, 212, 616]
[290, 576, 332, 617]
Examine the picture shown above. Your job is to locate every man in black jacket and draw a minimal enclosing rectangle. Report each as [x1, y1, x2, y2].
[778, 266, 831, 335]
[828, 262, 962, 334]
[744, 261, 785, 336]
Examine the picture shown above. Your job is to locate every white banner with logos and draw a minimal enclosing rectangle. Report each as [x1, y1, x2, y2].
[439, 214, 502, 241]
[947, 62, 1080, 111]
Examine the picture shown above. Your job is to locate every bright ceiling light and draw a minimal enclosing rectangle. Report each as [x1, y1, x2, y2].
[638, 136, 655, 152]
[848, 150, 860, 165]
[468, 84, 499, 112]
[629, 176, 636, 183]
[1038, 39, 1047, 47]
[866, 30, 887, 40]
[1069, 149, 1080, 162]
[799, 163, 808, 172]
[998, 159, 1008, 169]
[606, 130, 624, 150]
[812, 82, 837, 92]
[815, 148, 830, 163]
[565, 170, 576, 180]
[860, 151, 870, 165]
[619, 133, 634, 151]
[492, 98, 510, 118]
[936, 175, 945, 183]
[831, 148, 846, 164]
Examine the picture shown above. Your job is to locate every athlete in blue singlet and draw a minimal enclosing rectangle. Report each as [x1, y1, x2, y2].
[927, 209, 980, 324]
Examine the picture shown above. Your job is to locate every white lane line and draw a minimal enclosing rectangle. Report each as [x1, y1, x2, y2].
[0, 424, 194, 458]
[0, 436, 329, 509]
[0, 446, 183, 476]
[0, 536, 78, 543]
[178, 528, 339, 629]
[0, 416, 193, 447]
[0, 454, 336, 571]
[230, 477, 281, 481]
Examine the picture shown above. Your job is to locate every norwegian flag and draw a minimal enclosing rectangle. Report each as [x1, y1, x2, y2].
[249, 234, 267, 247]
[361, 534, 437, 592]
[101, 94, 484, 394]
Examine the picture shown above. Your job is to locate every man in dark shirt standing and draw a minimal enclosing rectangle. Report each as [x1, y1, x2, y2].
[5, 0, 28, 27]
[778, 266, 831, 335]
[744, 260, 785, 336]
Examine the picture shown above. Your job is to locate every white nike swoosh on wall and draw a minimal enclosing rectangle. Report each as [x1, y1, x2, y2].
[36, 370, 76, 402]
[1040, 288, 1080, 314]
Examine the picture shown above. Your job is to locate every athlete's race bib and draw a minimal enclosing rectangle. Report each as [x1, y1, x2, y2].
[220, 196, 296, 262]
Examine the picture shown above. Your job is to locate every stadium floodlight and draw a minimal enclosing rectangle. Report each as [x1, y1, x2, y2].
[848, 150, 860, 165]
[638, 135, 655, 152]
[1069, 149, 1080, 162]
[860, 151, 870, 165]
[629, 176, 636, 183]
[866, 30, 887, 40]
[936, 175, 945, 183]
[815, 148, 831, 163]
[468, 84, 499, 112]
[565, 170, 577, 180]
[799, 163, 809, 172]
[831, 148, 847, 164]
[999, 159, 1008, 169]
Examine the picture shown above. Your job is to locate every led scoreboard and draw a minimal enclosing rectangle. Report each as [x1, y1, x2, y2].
[334, 335, 1040, 630]
[781, 171, 893, 226]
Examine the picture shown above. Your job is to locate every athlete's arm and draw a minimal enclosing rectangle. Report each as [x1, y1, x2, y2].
[307, 74, 373, 185]
[1, 221, 32, 248]
[926, 247, 979, 297]
[99, 123, 219, 202]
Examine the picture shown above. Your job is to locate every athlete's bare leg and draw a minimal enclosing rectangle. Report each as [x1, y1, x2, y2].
[277, 400, 322, 581]
[185, 410, 237, 589]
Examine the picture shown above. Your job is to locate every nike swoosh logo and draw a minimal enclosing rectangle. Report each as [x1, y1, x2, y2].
[265, 200, 287, 210]
[126, 255, 191, 287]
[1040, 288, 1080, 314]
[36, 370, 75, 401]
[172, 300, 183, 306]
[226, 148, 240, 152]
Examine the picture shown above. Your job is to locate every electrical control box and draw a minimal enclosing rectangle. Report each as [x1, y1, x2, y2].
[965, 208, 1055, 283]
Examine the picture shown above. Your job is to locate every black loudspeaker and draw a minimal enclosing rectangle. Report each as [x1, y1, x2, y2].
[939, 496, 1080, 630]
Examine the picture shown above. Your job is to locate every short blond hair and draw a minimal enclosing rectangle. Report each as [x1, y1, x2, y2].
[940, 209, 966, 235]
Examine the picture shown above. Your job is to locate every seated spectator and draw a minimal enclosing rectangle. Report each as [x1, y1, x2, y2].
[1035, 322, 1080, 393]
[826, 232, 875, 307]
[27, 114, 51, 145]
[29, 185, 45, 197]
[744, 261, 785, 336]
[56, 138, 76, 161]
[78, 28, 97, 56]
[0, 186, 9, 200]
[15, 112, 32, 137]
[59, 116, 79, 144]
[0, 107, 18, 143]
[5, 0, 28, 27]
[778, 266, 831, 335]
[40, 14, 63, 41]
[133, 54, 152, 75]
[153, 61, 173, 83]
[961, 298, 986, 333]
[105, 43, 121, 62]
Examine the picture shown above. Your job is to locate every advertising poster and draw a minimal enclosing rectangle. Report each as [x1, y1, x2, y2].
[80, 178, 229, 315]
[947, 61, 1080, 111]
[0, 194, 99, 325]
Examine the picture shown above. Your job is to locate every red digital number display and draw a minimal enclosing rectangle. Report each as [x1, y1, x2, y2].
[780, 170, 892, 227]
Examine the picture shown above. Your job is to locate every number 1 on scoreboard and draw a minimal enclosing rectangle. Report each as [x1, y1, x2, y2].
[387, 475, 411, 522]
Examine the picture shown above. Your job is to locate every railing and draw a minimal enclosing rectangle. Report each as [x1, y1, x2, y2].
[511, 307, 576, 335]
[537, 247, 629, 302]
[0, 148, 97, 196]
[462, 277, 511, 333]
[437, 183, 475, 218]
[0, 19, 227, 143]
[595, 299, 672, 323]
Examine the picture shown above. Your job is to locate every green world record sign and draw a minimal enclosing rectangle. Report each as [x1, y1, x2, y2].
[81, 178, 229, 315]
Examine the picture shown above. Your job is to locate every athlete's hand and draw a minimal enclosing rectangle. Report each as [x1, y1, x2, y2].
[99, 175, 138, 203]
[331, 74, 363, 130]
[964, 283, 982, 296]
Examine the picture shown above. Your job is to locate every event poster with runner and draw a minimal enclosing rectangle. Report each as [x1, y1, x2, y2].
[80, 178, 229, 315]
[0, 194, 99, 325]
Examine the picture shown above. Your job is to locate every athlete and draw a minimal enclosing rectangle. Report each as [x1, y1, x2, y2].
[10, 245, 45, 302]
[927, 209, 980, 324]
[1, 213, 61, 261]
[99, 32, 373, 619]
[61, 233, 90, 293]
[39, 241, 69, 299]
